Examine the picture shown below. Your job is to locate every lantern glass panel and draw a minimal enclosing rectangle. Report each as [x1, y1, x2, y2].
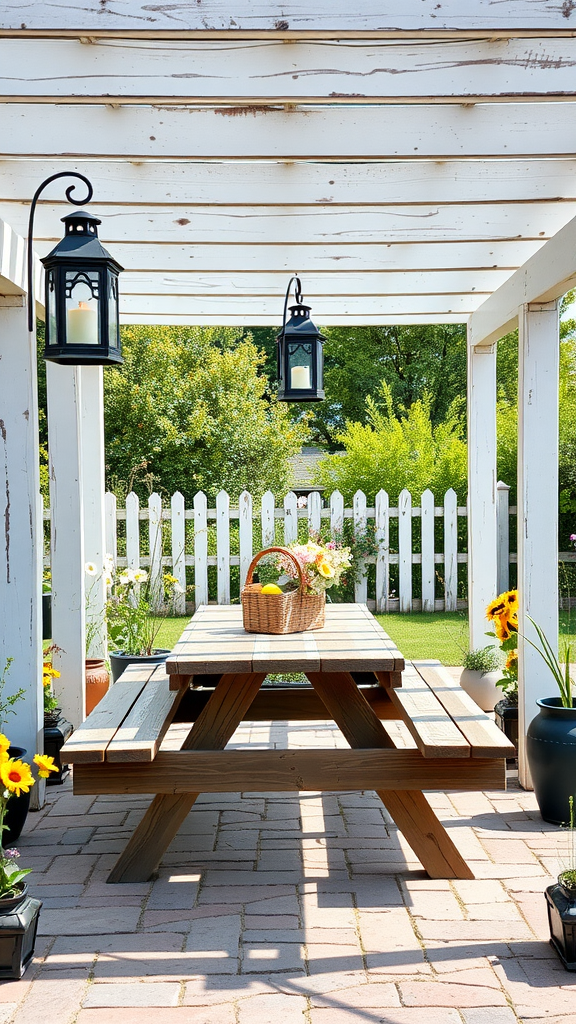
[65, 270, 100, 346]
[288, 342, 313, 391]
[108, 275, 119, 350]
[47, 270, 57, 347]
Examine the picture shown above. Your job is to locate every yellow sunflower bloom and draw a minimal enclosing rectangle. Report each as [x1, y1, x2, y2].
[0, 735, 10, 764]
[33, 754, 58, 779]
[505, 651, 518, 671]
[486, 589, 519, 621]
[0, 759, 35, 796]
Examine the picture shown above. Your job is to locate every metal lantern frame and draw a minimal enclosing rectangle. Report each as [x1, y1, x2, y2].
[277, 275, 325, 402]
[27, 172, 123, 366]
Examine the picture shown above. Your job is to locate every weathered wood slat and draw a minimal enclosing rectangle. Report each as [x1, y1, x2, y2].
[73, 748, 505, 796]
[414, 662, 516, 759]
[105, 667, 187, 763]
[171, 491, 186, 615]
[421, 488, 435, 613]
[61, 663, 159, 763]
[1, 2, 573, 33]
[387, 663, 471, 758]
[174, 683, 399, 722]
[398, 488, 413, 613]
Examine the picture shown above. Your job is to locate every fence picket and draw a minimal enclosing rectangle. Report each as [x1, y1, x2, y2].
[444, 487, 458, 612]
[125, 491, 140, 573]
[239, 489, 253, 588]
[104, 491, 117, 567]
[421, 488, 435, 613]
[171, 491, 186, 615]
[261, 490, 275, 548]
[308, 490, 322, 536]
[375, 489, 389, 613]
[353, 490, 368, 604]
[398, 488, 412, 613]
[284, 491, 298, 545]
[330, 490, 344, 538]
[497, 480, 510, 594]
[216, 490, 230, 604]
[193, 491, 208, 606]
[148, 492, 163, 611]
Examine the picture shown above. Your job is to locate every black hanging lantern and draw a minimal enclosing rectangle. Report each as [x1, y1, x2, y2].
[277, 276, 325, 402]
[27, 172, 123, 366]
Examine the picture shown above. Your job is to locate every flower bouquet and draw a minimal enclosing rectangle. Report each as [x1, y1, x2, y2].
[0, 735, 56, 900]
[241, 541, 351, 635]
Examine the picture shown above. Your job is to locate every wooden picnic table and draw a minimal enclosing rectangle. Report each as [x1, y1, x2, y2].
[62, 603, 514, 883]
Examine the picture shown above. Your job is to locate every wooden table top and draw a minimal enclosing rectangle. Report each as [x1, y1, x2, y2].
[165, 603, 404, 676]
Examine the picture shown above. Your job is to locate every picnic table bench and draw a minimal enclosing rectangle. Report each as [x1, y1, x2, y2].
[61, 603, 514, 884]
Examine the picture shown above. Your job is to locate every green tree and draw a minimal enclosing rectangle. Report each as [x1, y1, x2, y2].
[315, 383, 468, 504]
[104, 325, 306, 502]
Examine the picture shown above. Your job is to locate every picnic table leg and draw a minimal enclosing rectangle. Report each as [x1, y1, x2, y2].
[107, 672, 266, 883]
[306, 671, 474, 880]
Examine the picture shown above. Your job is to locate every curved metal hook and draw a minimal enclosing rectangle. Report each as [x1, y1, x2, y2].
[280, 274, 303, 339]
[27, 171, 94, 332]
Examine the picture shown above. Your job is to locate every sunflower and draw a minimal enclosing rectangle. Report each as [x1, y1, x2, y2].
[486, 589, 519, 622]
[33, 754, 58, 779]
[0, 759, 35, 796]
[0, 735, 10, 763]
[494, 611, 518, 641]
[506, 651, 518, 672]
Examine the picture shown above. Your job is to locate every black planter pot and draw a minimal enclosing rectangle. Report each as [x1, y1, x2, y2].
[494, 698, 519, 766]
[0, 884, 42, 979]
[43, 714, 73, 785]
[42, 593, 52, 641]
[3, 747, 30, 846]
[546, 881, 576, 970]
[109, 649, 170, 684]
[527, 698, 576, 825]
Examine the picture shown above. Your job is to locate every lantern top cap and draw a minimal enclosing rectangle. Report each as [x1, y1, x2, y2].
[61, 209, 102, 233]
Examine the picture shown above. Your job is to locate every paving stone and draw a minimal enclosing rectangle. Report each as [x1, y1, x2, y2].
[0, 1005, 18, 1023]
[42, 854, 98, 884]
[244, 915, 300, 930]
[44, 932, 183, 970]
[37, 906, 142, 936]
[83, 982, 180, 1007]
[308, 980, 401, 1008]
[309, 1008, 462, 1024]
[7, 971, 89, 1024]
[243, 942, 304, 972]
[236, 992, 309, 1023]
[399, 977, 508, 1007]
[306, 944, 365, 975]
[0, 977, 33, 1003]
[77, 1009, 236, 1024]
[416, 919, 533, 942]
[461, 1009, 519, 1024]
[243, 929, 305, 943]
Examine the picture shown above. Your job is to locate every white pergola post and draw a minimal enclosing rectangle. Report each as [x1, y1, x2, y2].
[517, 300, 560, 789]
[467, 335, 498, 651]
[81, 366, 107, 659]
[0, 299, 44, 807]
[46, 362, 86, 727]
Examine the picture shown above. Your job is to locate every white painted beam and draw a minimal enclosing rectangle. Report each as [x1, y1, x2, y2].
[466, 339, 497, 653]
[3, 38, 576, 103]
[517, 301, 560, 790]
[119, 313, 468, 326]
[0, 217, 43, 303]
[1, 1, 575, 33]
[0, 300, 44, 803]
[468, 213, 576, 347]
[81, 367, 106, 660]
[3, 103, 576, 159]
[15, 201, 575, 247]
[116, 293, 479, 317]
[47, 363, 86, 728]
[27, 239, 545, 273]
[5, 158, 576, 206]
[117, 269, 510, 296]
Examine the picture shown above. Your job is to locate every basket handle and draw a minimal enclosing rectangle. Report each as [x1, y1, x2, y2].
[244, 546, 305, 593]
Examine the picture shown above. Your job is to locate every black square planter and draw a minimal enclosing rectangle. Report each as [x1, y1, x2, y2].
[0, 895, 42, 979]
[546, 882, 576, 970]
[43, 715, 73, 785]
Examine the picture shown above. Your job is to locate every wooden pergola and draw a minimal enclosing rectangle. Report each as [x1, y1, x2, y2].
[1, 1, 576, 795]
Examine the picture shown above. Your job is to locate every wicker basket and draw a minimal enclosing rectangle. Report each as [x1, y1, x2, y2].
[241, 546, 325, 634]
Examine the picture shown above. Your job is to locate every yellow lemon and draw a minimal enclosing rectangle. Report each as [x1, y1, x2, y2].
[261, 583, 283, 595]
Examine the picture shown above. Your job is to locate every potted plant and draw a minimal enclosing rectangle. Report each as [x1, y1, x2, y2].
[0, 737, 56, 977]
[487, 587, 576, 824]
[486, 590, 520, 760]
[0, 660, 29, 845]
[42, 649, 72, 786]
[459, 646, 503, 711]
[546, 796, 576, 971]
[107, 568, 183, 682]
[84, 561, 111, 713]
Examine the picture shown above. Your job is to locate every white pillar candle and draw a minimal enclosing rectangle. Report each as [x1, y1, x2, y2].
[290, 364, 311, 389]
[67, 301, 98, 345]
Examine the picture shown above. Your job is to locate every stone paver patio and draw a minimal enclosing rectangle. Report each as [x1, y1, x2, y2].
[1, 715, 572, 1024]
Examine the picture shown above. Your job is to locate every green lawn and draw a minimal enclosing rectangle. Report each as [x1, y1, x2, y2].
[155, 609, 576, 668]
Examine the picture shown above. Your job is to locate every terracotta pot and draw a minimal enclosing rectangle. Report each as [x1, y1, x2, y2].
[85, 659, 110, 715]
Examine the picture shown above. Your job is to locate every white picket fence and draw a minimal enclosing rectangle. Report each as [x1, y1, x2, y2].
[98, 487, 476, 614]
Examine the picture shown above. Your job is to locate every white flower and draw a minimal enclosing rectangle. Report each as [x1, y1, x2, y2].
[133, 570, 148, 583]
[104, 572, 113, 587]
[85, 562, 98, 576]
[118, 571, 132, 584]
[103, 554, 114, 572]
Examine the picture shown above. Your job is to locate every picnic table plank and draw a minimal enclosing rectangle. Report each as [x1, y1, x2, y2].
[105, 665, 187, 762]
[414, 662, 515, 759]
[387, 663, 471, 758]
[61, 662, 158, 764]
